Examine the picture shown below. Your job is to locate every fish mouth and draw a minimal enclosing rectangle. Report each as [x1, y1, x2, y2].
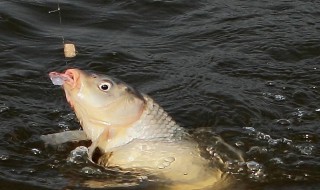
[49, 69, 80, 89]
[49, 69, 82, 108]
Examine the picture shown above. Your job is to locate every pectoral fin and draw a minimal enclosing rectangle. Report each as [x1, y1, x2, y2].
[88, 128, 110, 161]
[40, 130, 88, 145]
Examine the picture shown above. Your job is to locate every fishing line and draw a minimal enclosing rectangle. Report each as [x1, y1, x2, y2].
[48, 0, 64, 44]
[48, 0, 76, 58]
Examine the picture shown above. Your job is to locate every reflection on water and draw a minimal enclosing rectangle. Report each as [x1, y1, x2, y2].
[0, 0, 320, 189]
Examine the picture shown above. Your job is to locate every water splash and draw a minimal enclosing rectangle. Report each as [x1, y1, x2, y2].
[67, 146, 89, 164]
[246, 161, 266, 181]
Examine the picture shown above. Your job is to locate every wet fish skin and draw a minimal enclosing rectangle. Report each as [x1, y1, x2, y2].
[45, 68, 235, 189]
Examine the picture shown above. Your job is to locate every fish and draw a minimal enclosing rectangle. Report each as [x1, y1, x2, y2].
[43, 68, 243, 189]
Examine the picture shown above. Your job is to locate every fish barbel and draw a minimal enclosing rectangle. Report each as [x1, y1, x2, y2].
[44, 68, 240, 189]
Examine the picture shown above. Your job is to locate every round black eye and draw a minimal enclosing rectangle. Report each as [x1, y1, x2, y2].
[99, 82, 112, 91]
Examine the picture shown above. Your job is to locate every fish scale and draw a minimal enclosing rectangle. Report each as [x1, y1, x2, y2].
[129, 95, 186, 141]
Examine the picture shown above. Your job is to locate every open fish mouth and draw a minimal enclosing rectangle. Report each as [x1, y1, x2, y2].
[49, 69, 79, 88]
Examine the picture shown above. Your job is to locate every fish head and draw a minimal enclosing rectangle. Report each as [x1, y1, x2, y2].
[49, 69, 146, 140]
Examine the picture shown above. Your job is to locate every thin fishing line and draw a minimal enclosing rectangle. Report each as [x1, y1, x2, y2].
[48, 0, 65, 44]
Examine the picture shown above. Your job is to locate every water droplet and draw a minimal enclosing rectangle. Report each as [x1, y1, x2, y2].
[61, 113, 76, 121]
[276, 119, 291, 126]
[58, 122, 70, 131]
[31, 148, 41, 155]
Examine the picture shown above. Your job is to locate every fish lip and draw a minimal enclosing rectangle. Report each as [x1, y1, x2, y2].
[49, 69, 80, 89]
[49, 69, 82, 108]
[64, 69, 80, 89]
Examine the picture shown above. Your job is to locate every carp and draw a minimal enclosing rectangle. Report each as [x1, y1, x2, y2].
[43, 68, 242, 189]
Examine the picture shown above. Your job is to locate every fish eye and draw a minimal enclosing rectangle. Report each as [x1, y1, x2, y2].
[98, 82, 112, 91]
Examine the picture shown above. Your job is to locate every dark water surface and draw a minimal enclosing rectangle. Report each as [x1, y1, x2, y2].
[1, 0, 320, 189]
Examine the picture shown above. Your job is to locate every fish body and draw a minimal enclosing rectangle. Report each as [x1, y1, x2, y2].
[46, 69, 237, 189]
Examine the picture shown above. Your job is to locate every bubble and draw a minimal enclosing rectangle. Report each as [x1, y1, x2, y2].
[295, 144, 314, 155]
[274, 94, 286, 101]
[281, 138, 293, 145]
[276, 119, 291, 126]
[61, 113, 76, 121]
[0, 154, 9, 161]
[247, 146, 268, 155]
[269, 157, 283, 164]
[58, 122, 70, 131]
[81, 166, 102, 175]
[292, 109, 308, 118]
[268, 138, 281, 146]
[235, 141, 244, 147]
[31, 148, 41, 155]
[257, 132, 271, 141]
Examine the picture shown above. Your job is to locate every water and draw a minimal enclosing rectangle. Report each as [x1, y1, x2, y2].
[1, 0, 320, 189]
